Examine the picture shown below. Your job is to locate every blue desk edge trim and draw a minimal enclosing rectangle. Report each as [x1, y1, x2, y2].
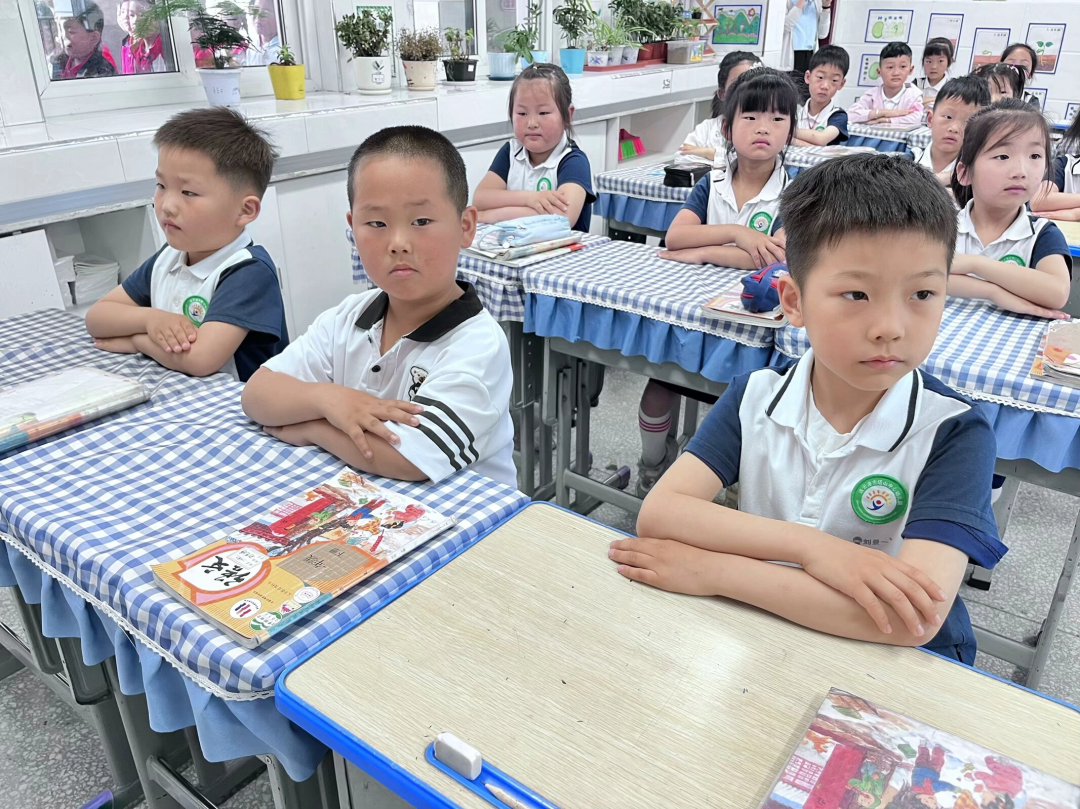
[276, 503, 1080, 808]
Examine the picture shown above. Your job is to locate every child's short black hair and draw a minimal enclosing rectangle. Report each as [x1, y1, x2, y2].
[509, 63, 575, 137]
[720, 67, 799, 154]
[153, 107, 277, 197]
[935, 75, 991, 108]
[973, 62, 1026, 99]
[922, 37, 954, 64]
[346, 125, 468, 213]
[879, 41, 912, 62]
[808, 44, 849, 76]
[1001, 42, 1038, 77]
[779, 154, 957, 286]
[711, 51, 761, 117]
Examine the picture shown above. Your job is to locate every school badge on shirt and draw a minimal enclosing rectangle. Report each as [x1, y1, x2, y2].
[851, 475, 908, 524]
[1000, 254, 1026, 266]
[536, 177, 553, 191]
[183, 295, 209, 324]
[749, 211, 774, 233]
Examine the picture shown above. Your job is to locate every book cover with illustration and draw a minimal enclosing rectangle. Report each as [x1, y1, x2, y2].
[701, 271, 788, 328]
[760, 688, 1080, 809]
[1029, 320, 1080, 390]
[0, 367, 148, 453]
[153, 468, 455, 647]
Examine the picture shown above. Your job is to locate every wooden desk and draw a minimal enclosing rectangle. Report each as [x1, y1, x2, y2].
[279, 503, 1080, 809]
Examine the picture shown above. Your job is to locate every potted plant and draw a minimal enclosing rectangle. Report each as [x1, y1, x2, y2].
[335, 8, 393, 95]
[135, 0, 252, 105]
[267, 43, 304, 99]
[553, 0, 592, 74]
[505, 0, 547, 69]
[397, 27, 442, 90]
[488, 34, 518, 80]
[443, 27, 477, 82]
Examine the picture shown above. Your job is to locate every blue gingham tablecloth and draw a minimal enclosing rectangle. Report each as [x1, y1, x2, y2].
[775, 299, 1080, 418]
[847, 123, 919, 153]
[349, 226, 611, 322]
[522, 240, 776, 348]
[0, 381, 528, 700]
[784, 145, 882, 169]
[595, 161, 691, 203]
[908, 127, 933, 149]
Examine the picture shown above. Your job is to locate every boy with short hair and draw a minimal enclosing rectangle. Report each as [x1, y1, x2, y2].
[87, 108, 288, 381]
[59, 1, 116, 79]
[847, 42, 924, 127]
[610, 154, 1006, 665]
[792, 45, 850, 146]
[915, 75, 991, 182]
[242, 126, 516, 487]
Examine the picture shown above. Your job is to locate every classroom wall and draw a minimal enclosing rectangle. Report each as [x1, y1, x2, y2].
[830, 0, 1079, 120]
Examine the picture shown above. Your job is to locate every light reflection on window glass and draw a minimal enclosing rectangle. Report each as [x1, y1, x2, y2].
[192, 0, 284, 67]
[37, 0, 178, 80]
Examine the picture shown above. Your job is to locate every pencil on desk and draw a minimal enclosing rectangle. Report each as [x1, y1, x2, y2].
[486, 783, 533, 809]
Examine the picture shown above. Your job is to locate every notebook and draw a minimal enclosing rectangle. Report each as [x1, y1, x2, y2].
[1029, 320, 1080, 390]
[701, 273, 788, 328]
[760, 688, 1080, 808]
[152, 468, 455, 647]
[0, 367, 149, 453]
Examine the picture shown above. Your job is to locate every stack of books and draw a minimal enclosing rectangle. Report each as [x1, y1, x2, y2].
[461, 224, 586, 269]
[1030, 320, 1080, 389]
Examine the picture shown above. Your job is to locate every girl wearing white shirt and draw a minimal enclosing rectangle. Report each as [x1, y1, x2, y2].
[915, 37, 954, 107]
[950, 101, 1072, 319]
[1032, 110, 1080, 222]
[678, 51, 761, 166]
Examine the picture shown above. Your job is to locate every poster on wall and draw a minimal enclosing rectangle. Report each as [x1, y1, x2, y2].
[1066, 102, 1080, 124]
[858, 53, 882, 87]
[926, 13, 963, 50]
[712, 4, 765, 48]
[1027, 87, 1047, 110]
[970, 28, 1011, 71]
[864, 9, 913, 43]
[1026, 23, 1066, 74]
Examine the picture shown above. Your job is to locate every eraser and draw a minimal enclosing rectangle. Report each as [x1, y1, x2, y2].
[433, 732, 483, 780]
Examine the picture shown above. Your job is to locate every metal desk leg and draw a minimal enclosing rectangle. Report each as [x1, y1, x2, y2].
[508, 323, 536, 498]
[968, 477, 1021, 590]
[1027, 509, 1080, 689]
[555, 366, 573, 509]
[264, 751, 339, 809]
[335, 755, 409, 809]
[0, 643, 22, 681]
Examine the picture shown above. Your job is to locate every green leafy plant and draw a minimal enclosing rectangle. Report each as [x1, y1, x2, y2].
[132, 0, 201, 40]
[444, 27, 475, 60]
[590, 13, 645, 49]
[131, 0, 257, 67]
[397, 27, 442, 61]
[191, 8, 253, 67]
[553, 0, 593, 48]
[504, 0, 542, 61]
[273, 42, 298, 66]
[650, 1, 685, 40]
[335, 9, 394, 59]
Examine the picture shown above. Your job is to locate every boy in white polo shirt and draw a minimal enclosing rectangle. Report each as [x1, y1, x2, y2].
[610, 154, 1007, 665]
[242, 126, 516, 487]
[87, 107, 288, 381]
[913, 76, 989, 183]
[791, 45, 850, 147]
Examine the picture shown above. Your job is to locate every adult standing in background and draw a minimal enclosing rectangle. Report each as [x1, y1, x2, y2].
[781, 0, 832, 73]
[246, 0, 281, 66]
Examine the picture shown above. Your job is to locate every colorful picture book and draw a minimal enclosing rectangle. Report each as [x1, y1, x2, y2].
[760, 688, 1080, 809]
[152, 468, 455, 647]
[462, 224, 585, 268]
[701, 272, 788, 328]
[1029, 320, 1080, 390]
[0, 367, 149, 453]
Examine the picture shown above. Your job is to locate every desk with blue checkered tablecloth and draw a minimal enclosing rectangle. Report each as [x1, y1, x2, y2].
[595, 161, 691, 236]
[0, 378, 527, 781]
[847, 122, 924, 153]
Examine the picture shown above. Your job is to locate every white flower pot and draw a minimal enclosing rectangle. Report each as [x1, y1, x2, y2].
[607, 48, 622, 65]
[622, 45, 640, 64]
[586, 50, 609, 67]
[198, 68, 242, 106]
[402, 59, 437, 90]
[352, 56, 391, 95]
[488, 52, 518, 80]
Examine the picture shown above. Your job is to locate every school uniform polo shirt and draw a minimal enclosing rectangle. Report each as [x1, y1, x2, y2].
[682, 157, 787, 235]
[682, 117, 728, 167]
[915, 75, 948, 104]
[1052, 154, 1080, 194]
[122, 230, 289, 381]
[914, 144, 956, 176]
[262, 282, 517, 488]
[796, 99, 849, 144]
[685, 350, 1006, 664]
[487, 134, 597, 232]
[955, 200, 1073, 274]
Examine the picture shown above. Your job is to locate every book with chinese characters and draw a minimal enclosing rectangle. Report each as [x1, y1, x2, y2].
[152, 468, 455, 647]
[759, 688, 1080, 808]
[0, 367, 149, 453]
[701, 272, 788, 328]
[1029, 320, 1080, 390]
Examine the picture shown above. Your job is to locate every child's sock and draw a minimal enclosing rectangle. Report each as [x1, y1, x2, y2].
[639, 407, 671, 466]
[991, 473, 1006, 504]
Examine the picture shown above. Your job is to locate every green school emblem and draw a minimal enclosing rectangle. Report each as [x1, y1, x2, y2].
[815, 124, 826, 130]
[749, 211, 773, 233]
[182, 295, 209, 325]
[851, 475, 909, 525]
[536, 177, 553, 191]
[1000, 254, 1026, 266]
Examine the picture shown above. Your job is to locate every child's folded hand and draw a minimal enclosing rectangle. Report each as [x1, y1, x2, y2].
[987, 286, 1069, 320]
[322, 388, 424, 459]
[528, 189, 569, 215]
[733, 229, 786, 269]
[146, 310, 198, 353]
[800, 538, 946, 637]
[264, 422, 315, 447]
[607, 537, 722, 596]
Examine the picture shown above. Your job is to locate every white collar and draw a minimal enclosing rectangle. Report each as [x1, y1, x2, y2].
[923, 75, 947, 91]
[712, 157, 786, 209]
[881, 84, 910, 101]
[169, 230, 253, 280]
[512, 133, 570, 170]
[957, 200, 1034, 244]
[804, 98, 840, 121]
[1070, 155, 1080, 176]
[767, 350, 923, 453]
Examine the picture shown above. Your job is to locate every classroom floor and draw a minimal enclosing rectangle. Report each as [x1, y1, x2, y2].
[0, 367, 1077, 808]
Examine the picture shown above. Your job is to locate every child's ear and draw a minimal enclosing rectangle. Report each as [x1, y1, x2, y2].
[567, 104, 575, 123]
[955, 161, 972, 187]
[778, 272, 804, 328]
[460, 205, 478, 248]
[925, 108, 934, 127]
[804, 69, 811, 84]
[346, 209, 354, 231]
[236, 194, 261, 227]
